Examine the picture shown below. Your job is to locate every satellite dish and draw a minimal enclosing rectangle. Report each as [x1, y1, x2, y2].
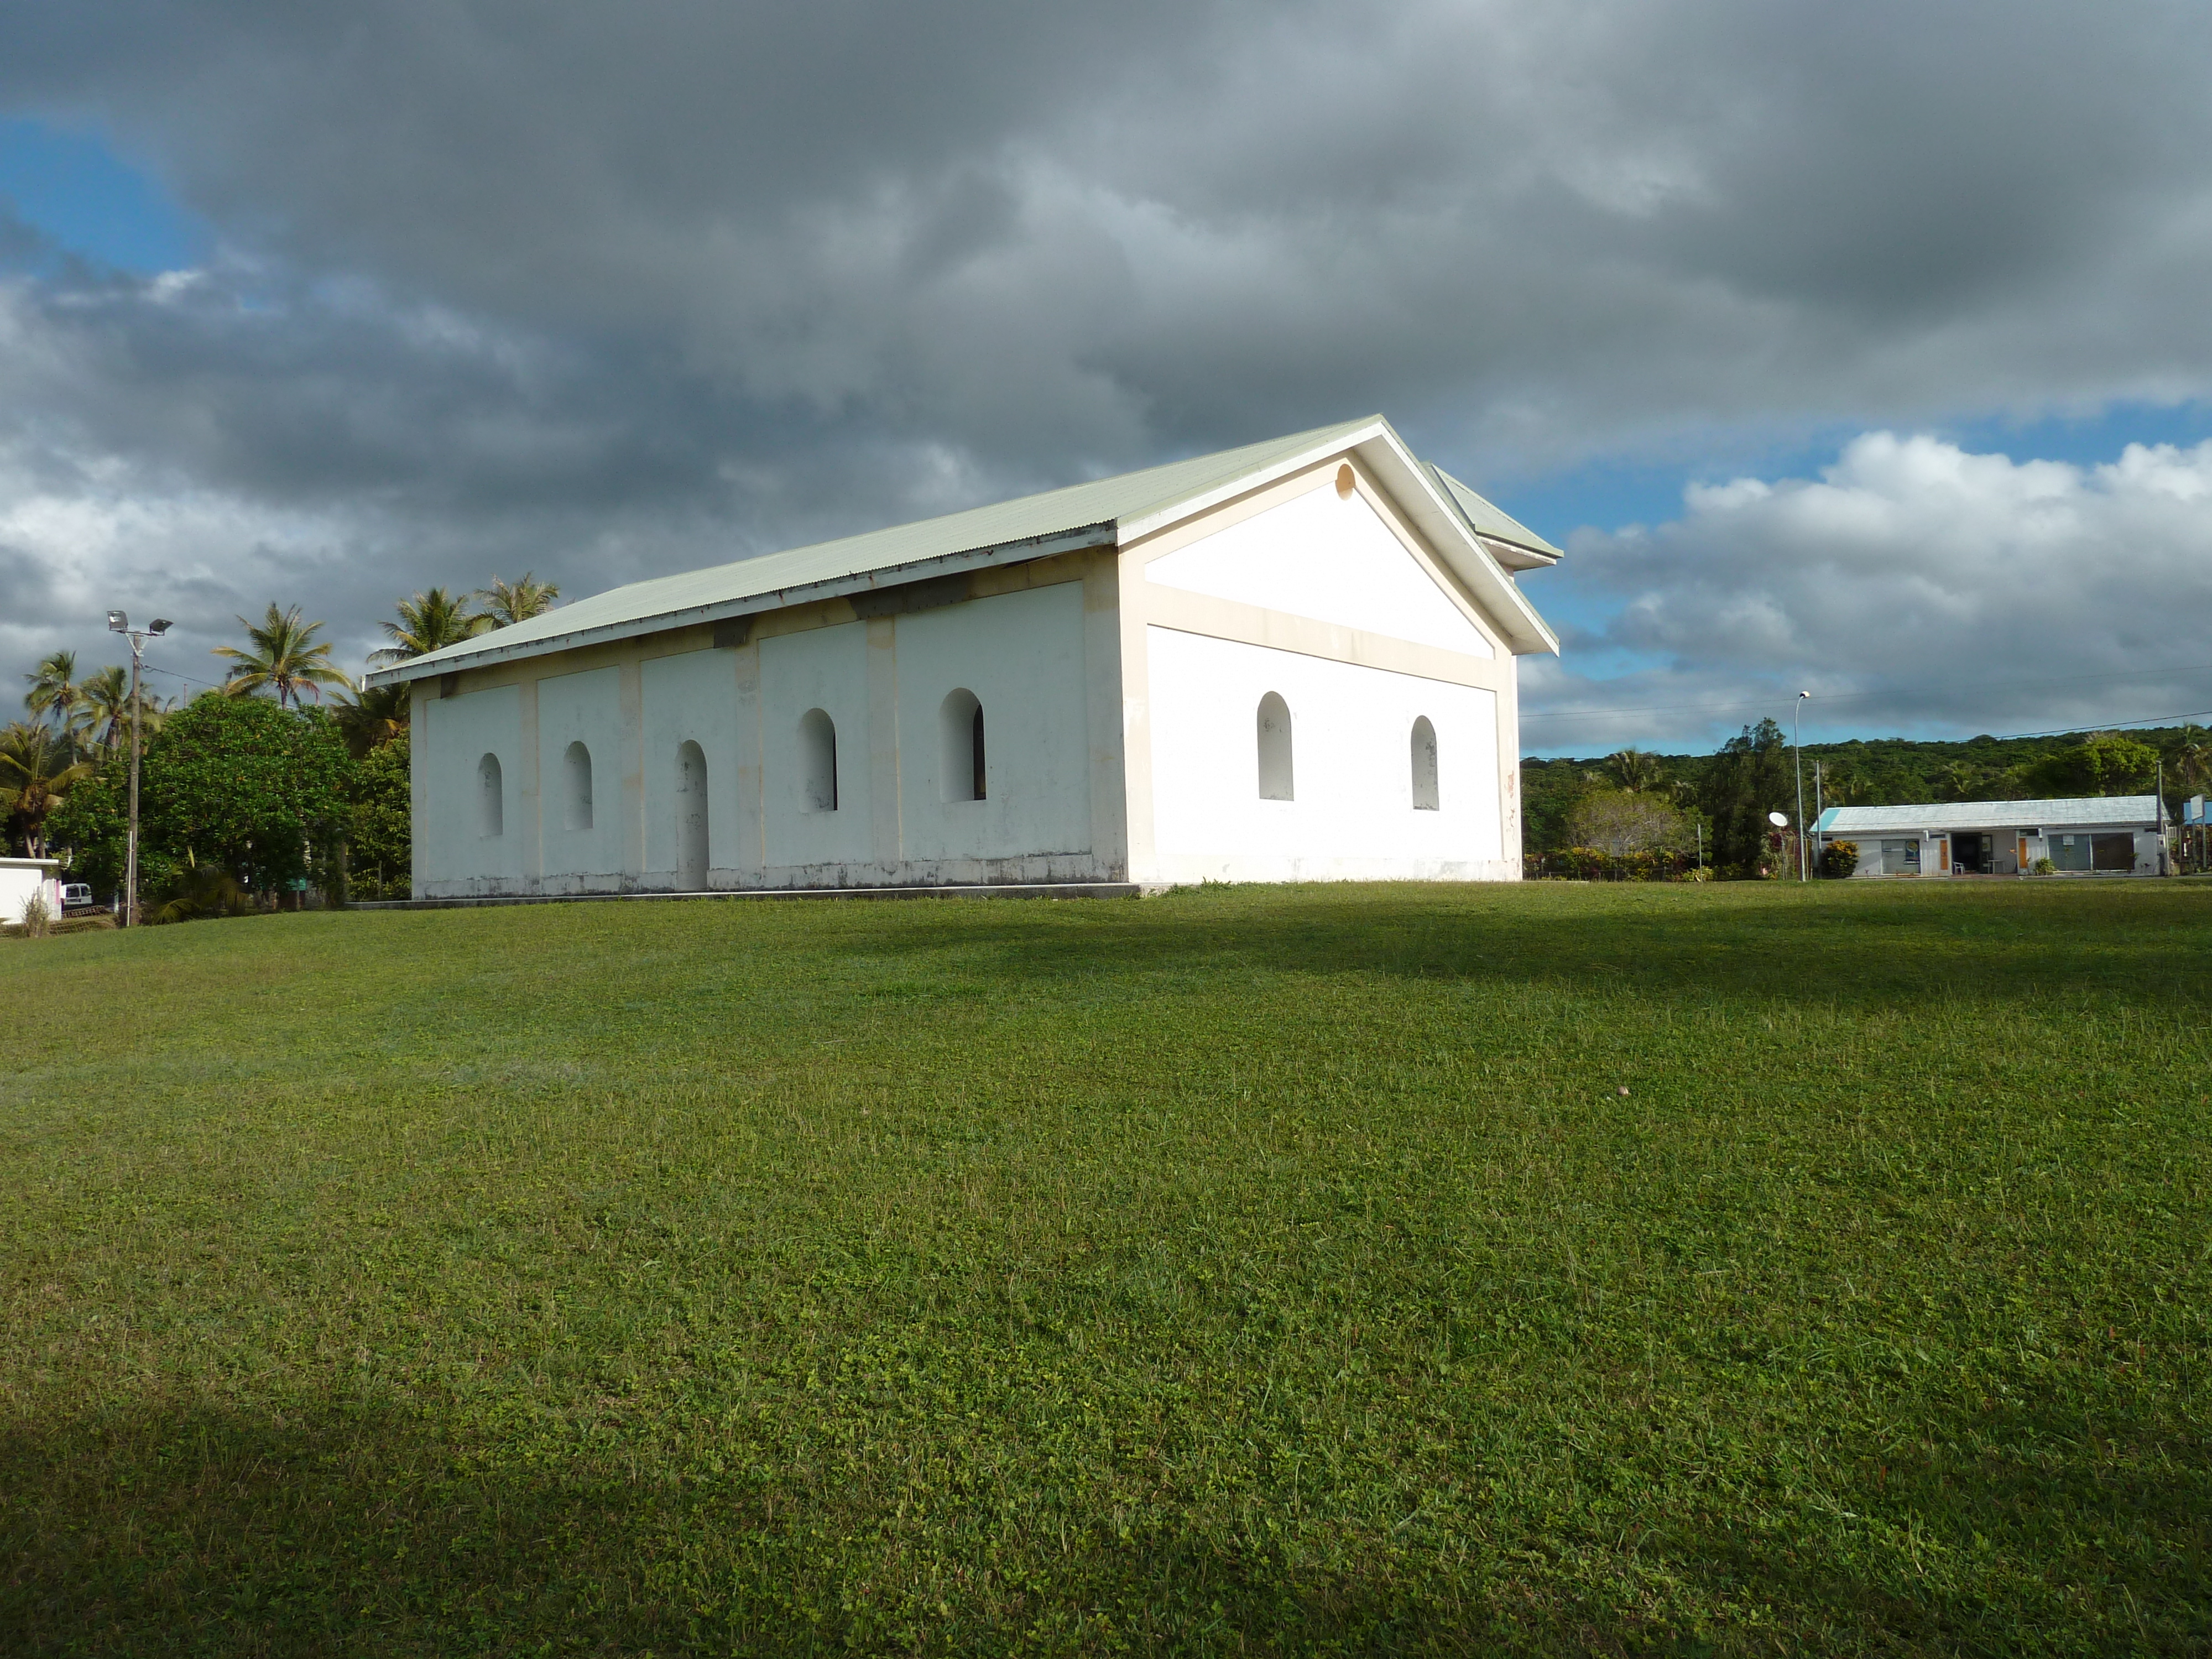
[1767, 811, 1790, 828]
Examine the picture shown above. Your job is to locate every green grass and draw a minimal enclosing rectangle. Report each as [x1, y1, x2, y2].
[3, 880, 2209, 1655]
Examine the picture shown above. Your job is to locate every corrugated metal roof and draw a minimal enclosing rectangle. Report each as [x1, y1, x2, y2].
[366, 414, 1559, 685]
[1816, 796, 2162, 834]
[1427, 464, 1563, 564]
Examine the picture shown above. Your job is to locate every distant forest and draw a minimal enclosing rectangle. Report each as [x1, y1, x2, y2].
[1523, 724, 2207, 861]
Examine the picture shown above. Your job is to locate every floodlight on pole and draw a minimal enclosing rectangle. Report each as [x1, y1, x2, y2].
[1793, 691, 1810, 881]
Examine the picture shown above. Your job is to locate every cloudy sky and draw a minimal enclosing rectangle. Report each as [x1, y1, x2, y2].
[2, 0, 2209, 754]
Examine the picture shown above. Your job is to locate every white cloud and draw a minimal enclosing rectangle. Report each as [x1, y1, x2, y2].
[1525, 432, 2212, 752]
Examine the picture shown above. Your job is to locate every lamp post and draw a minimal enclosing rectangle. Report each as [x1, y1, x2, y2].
[1793, 691, 1810, 882]
[107, 610, 171, 927]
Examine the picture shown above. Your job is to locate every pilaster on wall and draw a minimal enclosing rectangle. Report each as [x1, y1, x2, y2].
[1082, 552, 1130, 881]
[518, 677, 541, 885]
[1115, 551, 1157, 884]
[619, 660, 645, 877]
[1499, 660, 1522, 877]
[730, 640, 766, 881]
[409, 685, 430, 898]
[865, 617, 902, 865]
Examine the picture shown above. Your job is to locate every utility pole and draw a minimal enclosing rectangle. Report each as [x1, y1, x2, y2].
[1794, 691, 1810, 881]
[1814, 760, 1824, 877]
[107, 611, 171, 927]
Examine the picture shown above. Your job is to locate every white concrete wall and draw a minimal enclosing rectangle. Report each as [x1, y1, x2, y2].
[1124, 457, 1522, 885]
[0, 861, 61, 926]
[412, 570, 1112, 896]
[1146, 481, 1495, 658]
[895, 582, 1092, 867]
[641, 649, 748, 886]
[1143, 628, 1505, 882]
[760, 620, 877, 874]
[421, 684, 524, 892]
[536, 665, 625, 889]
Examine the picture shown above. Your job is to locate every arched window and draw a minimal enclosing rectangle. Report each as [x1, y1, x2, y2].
[1256, 693, 1293, 801]
[563, 741, 594, 831]
[940, 688, 985, 802]
[799, 708, 839, 812]
[1410, 717, 1439, 811]
[477, 753, 504, 837]
[676, 740, 709, 888]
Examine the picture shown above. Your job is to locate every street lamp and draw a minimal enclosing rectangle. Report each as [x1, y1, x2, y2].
[1793, 690, 1810, 882]
[107, 611, 172, 927]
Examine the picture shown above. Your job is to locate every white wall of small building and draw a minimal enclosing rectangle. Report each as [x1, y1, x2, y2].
[0, 859, 61, 926]
[1837, 822, 2163, 876]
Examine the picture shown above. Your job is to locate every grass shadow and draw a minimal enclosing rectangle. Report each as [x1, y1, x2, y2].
[815, 882, 2212, 1015]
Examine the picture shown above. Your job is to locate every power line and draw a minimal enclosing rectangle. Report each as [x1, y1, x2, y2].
[1522, 660, 2212, 723]
[139, 661, 232, 693]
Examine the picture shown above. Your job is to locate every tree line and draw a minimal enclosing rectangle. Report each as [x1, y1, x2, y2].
[4, 576, 557, 919]
[1525, 723, 2211, 877]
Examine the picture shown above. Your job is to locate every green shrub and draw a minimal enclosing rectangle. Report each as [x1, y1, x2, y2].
[1819, 839, 1860, 878]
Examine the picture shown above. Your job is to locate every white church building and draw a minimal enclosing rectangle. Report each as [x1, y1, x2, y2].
[365, 415, 1561, 899]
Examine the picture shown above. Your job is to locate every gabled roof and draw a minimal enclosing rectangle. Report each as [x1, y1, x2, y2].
[366, 415, 1558, 686]
[1426, 465, 1562, 569]
[1816, 795, 2162, 834]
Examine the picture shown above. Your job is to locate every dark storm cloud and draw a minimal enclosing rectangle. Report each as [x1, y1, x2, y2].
[2, 1, 2210, 720]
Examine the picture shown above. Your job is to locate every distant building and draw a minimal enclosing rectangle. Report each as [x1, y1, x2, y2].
[0, 857, 61, 927]
[364, 415, 1562, 898]
[1814, 796, 2167, 877]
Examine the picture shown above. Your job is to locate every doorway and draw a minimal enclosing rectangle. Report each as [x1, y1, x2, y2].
[1952, 831, 1992, 875]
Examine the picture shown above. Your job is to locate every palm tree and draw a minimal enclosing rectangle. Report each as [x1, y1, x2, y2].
[0, 721, 92, 857]
[2169, 726, 2210, 797]
[477, 572, 560, 628]
[78, 665, 135, 754]
[332, 681, 411, 758]
[213, 604, 352, 708]
[23, 650, 88, 744]
[373, 587, 489, 664]
[1608, 747, 1660, 793]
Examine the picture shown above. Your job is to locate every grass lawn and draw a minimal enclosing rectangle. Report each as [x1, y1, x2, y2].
[3, 880, 2209, 1655]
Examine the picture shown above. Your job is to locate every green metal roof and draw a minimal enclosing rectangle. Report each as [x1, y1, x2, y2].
[1426, 465, 1563, 562]
[368, 414, 1558, 685]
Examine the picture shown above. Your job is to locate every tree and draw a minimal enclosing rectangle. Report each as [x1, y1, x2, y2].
[375, 587, 489, 662]
[23, 650, 88, 745]
[2021, 733, 2158, 798]
[140, 695, 353, 894]
[1699, 718, 1794, 874]
[0, 721, 92, 857]
[477, 572, 560, 628]
[215, 604, 352, 708]
[1565, 787, 1685, 858]
[43, 763, 137, 900]
[2168, 727, 2210, 805]
[332, 681, 411, 759]
[77, 665, 166, 757]
[347, 735, 413, 899]
[1606, 747, 1660, 793]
